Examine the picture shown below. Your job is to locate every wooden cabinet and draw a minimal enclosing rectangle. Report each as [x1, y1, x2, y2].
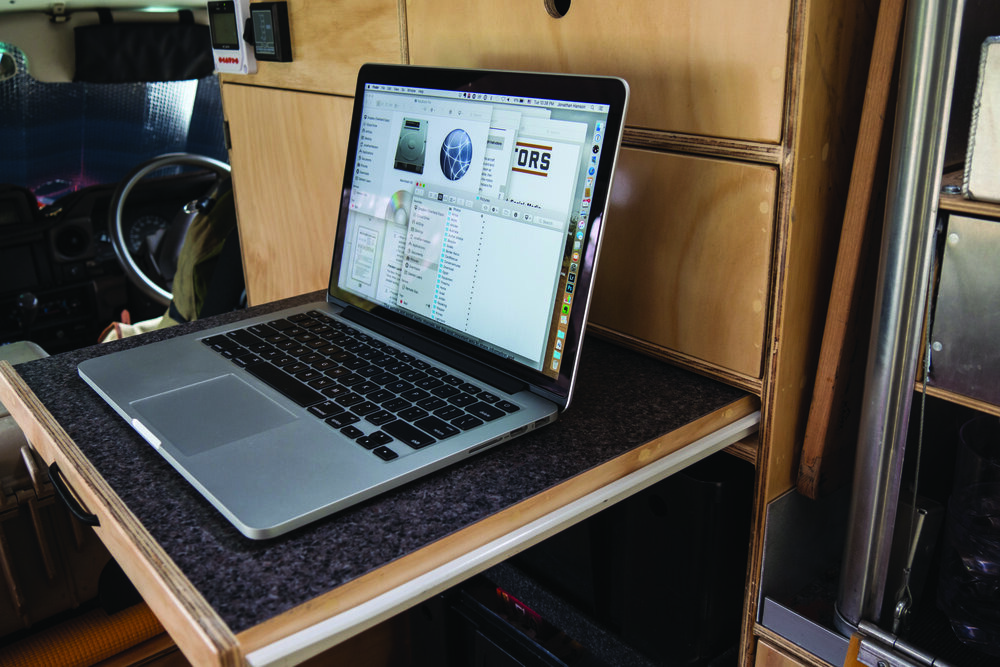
[406, 0, 791, 142]
[217, 1, 878, 664]
[223, 85, 354, 305]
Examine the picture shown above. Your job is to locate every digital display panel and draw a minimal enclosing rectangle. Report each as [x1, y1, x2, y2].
[208, 2, 240, 50]
[251, 9, 276, 56]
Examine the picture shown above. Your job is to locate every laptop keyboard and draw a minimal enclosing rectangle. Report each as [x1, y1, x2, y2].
[201, 310, 519, 462]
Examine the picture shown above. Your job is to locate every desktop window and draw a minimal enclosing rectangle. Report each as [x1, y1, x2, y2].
[336, 82, 611, 378]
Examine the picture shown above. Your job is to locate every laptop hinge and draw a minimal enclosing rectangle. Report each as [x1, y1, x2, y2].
[341, 307, 527, 396]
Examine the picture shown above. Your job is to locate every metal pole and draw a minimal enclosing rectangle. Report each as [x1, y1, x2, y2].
[835, 0, 965, 635]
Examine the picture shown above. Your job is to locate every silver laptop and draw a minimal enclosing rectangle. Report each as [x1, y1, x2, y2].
[79, 64, 629, 539]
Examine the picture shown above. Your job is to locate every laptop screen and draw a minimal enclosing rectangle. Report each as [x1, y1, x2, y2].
[330, 65, 627, 400]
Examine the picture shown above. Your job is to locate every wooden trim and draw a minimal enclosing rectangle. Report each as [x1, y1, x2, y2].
[798, 0, 905, 500]
[0, 363, 243, 667]
[236, 394, 760, 655]
[397, 0, 410, 64]
[623, 128, 783, 165]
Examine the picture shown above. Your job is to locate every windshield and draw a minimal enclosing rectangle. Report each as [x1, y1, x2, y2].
[0, 42, 227, 204]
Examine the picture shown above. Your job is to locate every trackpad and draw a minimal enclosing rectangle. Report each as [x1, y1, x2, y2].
[131, 375, 296, 456]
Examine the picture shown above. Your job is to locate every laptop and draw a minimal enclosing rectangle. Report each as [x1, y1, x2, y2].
[78, 63, 629, 539]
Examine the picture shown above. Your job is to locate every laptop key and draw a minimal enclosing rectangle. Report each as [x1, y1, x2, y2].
[431, 385, 460, 399]
[398, 406, 428, 422]
[383, 420, 436, 449]
[365, 410, 397, 426]
[308, 400, 344, 419]
[496, 400, 520, 413]
[383, 397, 411, 412]
[400, 388, 430, 402]
[373, 446, 399, 461]
[452, 414, 484, 431]
[308, 377, 336, 390]
[466, 402, 505, 422]
[341, 425, 364, 439]
[367, 389, 396, 403]
[326, 412, 360, 428]
[321, 385, 350, 399]
[334, 392, 364, 407]
[228, 329, 261, 347]
[357, 431, 393, 450]
[448, 393, 478, 408]
[414, 416, 460, 440]
[351, 401, 380, 416]
[246, 362, 323, 407]
[434, 405, 464, 420]
[416, 396, 447, 411]
[203, 334, 239, 352]
[233, 353, 262, 367]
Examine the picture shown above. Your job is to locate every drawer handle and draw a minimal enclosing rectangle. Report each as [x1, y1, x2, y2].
[543, 0, 571, 19]
[49, 462, 100, 527]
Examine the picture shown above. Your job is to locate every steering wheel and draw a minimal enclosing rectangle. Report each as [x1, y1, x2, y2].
[109, 153, 231, 306]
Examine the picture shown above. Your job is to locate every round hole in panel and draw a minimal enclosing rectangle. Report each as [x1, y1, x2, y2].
[543, 0, 571, 19]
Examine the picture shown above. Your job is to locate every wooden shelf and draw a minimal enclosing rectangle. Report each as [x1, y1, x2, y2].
[914, 382, 1000, 418]
[924, 169, 1000, 418]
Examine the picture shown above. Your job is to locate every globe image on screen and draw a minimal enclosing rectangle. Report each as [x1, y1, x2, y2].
[440, 129, 473, 181]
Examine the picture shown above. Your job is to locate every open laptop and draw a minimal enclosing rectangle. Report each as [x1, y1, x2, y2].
[78, 63, 629, 539]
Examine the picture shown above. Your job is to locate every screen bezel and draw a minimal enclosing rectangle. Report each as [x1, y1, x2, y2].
[327, 63, 628, 407]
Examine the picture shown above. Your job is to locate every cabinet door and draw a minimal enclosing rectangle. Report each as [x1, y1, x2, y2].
[220, 0, 402, 95]
[589, 148, 776, 379]
[222, 85, 353, 305]
[406, 0, 791, 142]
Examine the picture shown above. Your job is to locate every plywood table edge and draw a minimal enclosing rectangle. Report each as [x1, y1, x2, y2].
[237, 396, 761, 666]
[0, 361, 244, 667]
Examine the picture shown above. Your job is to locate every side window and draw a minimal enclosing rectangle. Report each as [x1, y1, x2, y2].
[0, 42, 227, 204]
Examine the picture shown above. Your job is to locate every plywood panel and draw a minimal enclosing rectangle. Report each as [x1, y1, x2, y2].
[589, 148, 776, 378]
[222, 84, 353, 305]
[406, 0, 791, 142]
[755, 639, 808, 667]
[220, 0, 402, 95]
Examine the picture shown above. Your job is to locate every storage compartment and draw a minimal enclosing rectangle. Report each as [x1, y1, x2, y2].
[512, 453, 755, 666]
[589, 148, 776, 379]
[406, 0, 791, 141]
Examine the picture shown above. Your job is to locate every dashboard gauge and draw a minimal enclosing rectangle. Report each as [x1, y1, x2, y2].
[128, 214, 170, 253]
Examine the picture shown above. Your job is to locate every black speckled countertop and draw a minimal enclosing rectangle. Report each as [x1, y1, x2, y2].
[13, 292, 749, 634]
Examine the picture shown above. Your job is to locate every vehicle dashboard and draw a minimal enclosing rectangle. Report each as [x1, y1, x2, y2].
[0, 172, 217, 353]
